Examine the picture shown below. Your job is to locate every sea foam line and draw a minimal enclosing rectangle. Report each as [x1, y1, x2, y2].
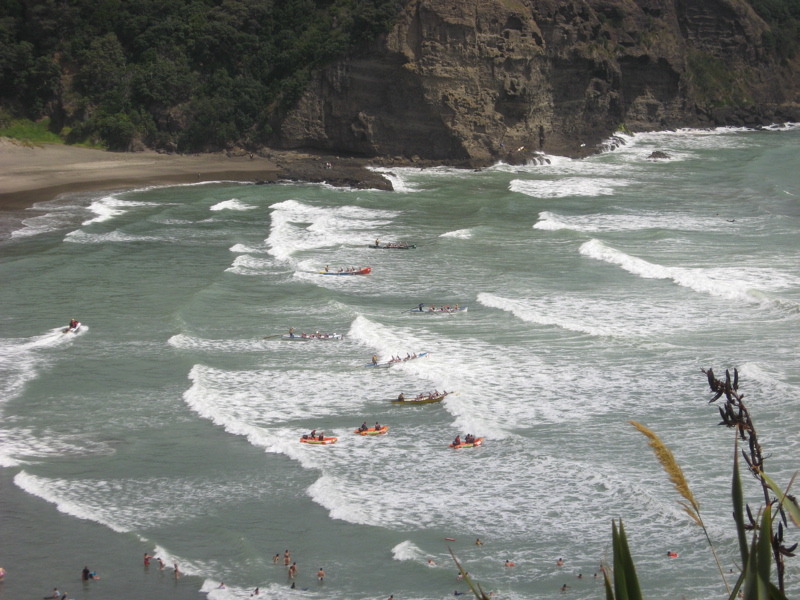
[579, 239, 785, 304]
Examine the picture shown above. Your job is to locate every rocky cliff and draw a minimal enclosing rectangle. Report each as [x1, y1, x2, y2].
[276, 0, 800, 163]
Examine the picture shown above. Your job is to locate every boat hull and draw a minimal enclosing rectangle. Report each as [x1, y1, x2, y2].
[449, 437, 484, 449]
[409, 307, 467, 314]
[300, 437, 338, 445]
[368, 245, 415, 249]
[318, 267, 372, 275]
[282, 334, 343, 340]
[353, 426, 389, 435]
[391, 392, 448, 404]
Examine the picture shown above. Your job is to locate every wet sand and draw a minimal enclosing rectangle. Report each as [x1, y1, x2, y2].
[0, 138, 392, 211]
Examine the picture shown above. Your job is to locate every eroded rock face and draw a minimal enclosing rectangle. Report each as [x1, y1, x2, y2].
[276, 0, 800, 162]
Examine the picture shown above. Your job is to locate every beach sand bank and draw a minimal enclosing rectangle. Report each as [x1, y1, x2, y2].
[0, 138, 393, 212]
[0, 139, 284, 210]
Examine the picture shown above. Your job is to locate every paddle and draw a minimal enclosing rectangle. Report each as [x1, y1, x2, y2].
[262, 334, 281, 339]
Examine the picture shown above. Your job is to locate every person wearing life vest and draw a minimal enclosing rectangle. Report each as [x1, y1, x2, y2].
[359, 422, 368, 432]
[69, 318, 78, 329]
[453, 435, 461, 447]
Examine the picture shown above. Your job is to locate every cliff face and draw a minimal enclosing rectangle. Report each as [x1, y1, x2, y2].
[276, 0, 800, 162]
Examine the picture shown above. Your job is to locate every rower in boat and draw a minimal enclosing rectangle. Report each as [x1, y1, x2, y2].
[359, 421, 368, 432]
[397, 393, 405, 401]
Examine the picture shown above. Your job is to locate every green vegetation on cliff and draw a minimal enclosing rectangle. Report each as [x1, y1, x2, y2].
[0, 0, 800, 151]
[0, 0, 406, 150]
[749, 0, 800, 59]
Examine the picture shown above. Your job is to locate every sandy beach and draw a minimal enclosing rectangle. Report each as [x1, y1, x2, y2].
[0, 138, 393, 213]
[0, 138, 285, 210]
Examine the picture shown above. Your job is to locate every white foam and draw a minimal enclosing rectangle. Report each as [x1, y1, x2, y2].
[229, 243, 267, 254]
[266, 199, 399, 263]
[368, 168, 424, 193]
[510, 177, 627, 198]
[440, 229, 473, 239]
[533, 210, 732, 233]
[14, 469, 275, 534]
[225, 254, 280, 275]
[14, 470, 130, 532]
[168, 334, 269, 353]
[64, 230, 160, 244]
[210, 198, 256, 211]
[82, 195, 159, 225]
[0, 424, 112, 467]
[579, 239, 798, 304]
[152, 545, 206, 578]
[392, 540, 430, 564]
[0, 326, 88, 414]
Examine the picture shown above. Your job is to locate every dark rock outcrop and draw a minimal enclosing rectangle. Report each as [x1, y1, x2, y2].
[275, 0, 800, 162]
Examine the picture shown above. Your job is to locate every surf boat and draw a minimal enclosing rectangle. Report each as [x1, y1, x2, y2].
[282, 333, 343, 340]
[409, 306, 467, 314]
[368, 243, 416, 249]
[449, 437, 483, 449]
[391, 391, 451, 404]
[62, 322, 81, 333]
[353, 425, 389, 436]
[318, 267, 372, 275]
[363, 352, 428, 368]
[300, 436, 338, 445]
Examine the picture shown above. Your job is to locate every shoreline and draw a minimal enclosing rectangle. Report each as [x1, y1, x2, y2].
[0, 139, 394, 212]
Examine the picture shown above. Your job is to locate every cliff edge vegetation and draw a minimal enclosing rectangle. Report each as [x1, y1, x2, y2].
[1, 0, 799, 161]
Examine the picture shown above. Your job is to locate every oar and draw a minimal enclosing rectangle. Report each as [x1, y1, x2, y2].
[262, 334, 281, 339]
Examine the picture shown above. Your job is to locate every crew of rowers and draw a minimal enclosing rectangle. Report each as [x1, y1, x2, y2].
[358, 421, 382, 432]
[323, 265, 364, 273]
[372, 353, 418, 365]
[452, 434, 477, 446]
[374, 239, 412, 248]
[288, 328, 339, 339]
[417, 303, 460, 312]
[302, 429, 326, 441]
[395, 390, 448, 402]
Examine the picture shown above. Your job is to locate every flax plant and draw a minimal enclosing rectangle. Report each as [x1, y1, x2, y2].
[703, 367, 799, 593]
[629, 420, 730, 594]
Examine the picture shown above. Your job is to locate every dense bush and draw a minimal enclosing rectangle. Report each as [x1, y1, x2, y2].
[749, 0, 800, 59]
[0, 0, 406, 150]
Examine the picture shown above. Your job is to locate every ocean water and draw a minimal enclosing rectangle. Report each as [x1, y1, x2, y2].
[1, 127, 799, 600]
